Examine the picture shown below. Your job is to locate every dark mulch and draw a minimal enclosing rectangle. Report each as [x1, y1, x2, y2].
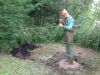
[10, 44, 41, 59]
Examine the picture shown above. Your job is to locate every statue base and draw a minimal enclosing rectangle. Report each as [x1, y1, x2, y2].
[58, 59, 82, 69]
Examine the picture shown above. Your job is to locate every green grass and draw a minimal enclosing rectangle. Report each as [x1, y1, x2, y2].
[0, 53, 57, 75]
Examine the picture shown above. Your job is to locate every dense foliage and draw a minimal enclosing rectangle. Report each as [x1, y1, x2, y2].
[0, 0, 100, 53]
[0, 0, 34, 52]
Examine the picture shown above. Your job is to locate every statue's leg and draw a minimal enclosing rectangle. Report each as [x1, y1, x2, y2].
[69, 32, 74, 65]
[69, 42, 74, 65]
[65, 32, 74, 65]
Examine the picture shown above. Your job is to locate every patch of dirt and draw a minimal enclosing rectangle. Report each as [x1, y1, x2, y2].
[45, 52, 69, 75]
[10, 44, 41, 59]
[44, 51, 99, 75]
[35, 44, 100, 75]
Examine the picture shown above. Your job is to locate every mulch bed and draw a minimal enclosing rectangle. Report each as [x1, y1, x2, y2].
[11, 44, 40, 59]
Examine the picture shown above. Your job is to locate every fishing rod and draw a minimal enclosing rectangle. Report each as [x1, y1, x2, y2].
[20, 25, 81, 30]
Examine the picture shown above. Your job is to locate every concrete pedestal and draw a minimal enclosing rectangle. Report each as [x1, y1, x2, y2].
[58, 59, 81, 69]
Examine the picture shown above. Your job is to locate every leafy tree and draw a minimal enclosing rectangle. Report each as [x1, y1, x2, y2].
[66, 0, 94, 25]
[28, 0, 95, 26]
[93, 0, 100, 20]
[28, 0, 61, 26]
[0, 0, 34, 53]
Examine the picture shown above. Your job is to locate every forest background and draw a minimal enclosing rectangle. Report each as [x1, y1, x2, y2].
[0, 0, 100, 53]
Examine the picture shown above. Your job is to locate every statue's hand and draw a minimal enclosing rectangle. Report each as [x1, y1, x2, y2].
[59, 23, 64, 27]
[59, 19, 65, 24]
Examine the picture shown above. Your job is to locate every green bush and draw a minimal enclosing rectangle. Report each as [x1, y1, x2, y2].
[30, 26, 64, 43]
[74, 24, 100, 51]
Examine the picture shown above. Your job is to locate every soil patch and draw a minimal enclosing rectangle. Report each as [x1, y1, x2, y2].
[11, 44, 41, 59]
[45, 52, 69, 75]
[44, 51, 98, 75]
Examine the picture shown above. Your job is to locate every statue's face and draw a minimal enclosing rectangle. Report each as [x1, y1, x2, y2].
[61, 11, 68, 19]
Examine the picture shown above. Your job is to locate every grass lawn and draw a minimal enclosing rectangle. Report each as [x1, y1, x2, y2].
[0, 43, 59, 75]
[0, 54, 58, 75]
